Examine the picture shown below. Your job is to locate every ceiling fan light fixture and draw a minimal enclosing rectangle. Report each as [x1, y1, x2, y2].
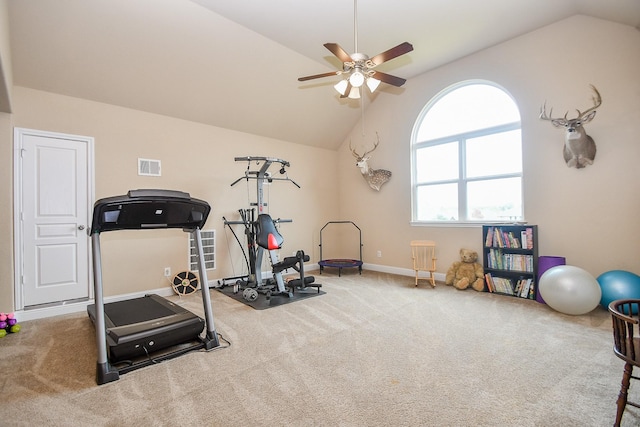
[347, 86, 360, 99]
[366, 77, 381, 93]
[334, 79, 349, 96]
[349, 70, 365, 88]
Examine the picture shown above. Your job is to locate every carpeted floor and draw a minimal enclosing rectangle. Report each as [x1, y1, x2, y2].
[1, 270, 638, 426]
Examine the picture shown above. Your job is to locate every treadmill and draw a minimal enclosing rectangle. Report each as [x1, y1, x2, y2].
[88, 189, 220, 385]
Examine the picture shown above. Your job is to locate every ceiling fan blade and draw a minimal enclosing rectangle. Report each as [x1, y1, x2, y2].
[369, 42, 414, 66]
[298, 71, 341, 82]
[324, 43, 353, 63]
[371, 71, 407, 87]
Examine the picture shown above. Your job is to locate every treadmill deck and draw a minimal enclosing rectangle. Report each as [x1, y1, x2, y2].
[88, 294, 204, 361]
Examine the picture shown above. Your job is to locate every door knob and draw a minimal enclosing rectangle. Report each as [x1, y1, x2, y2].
[78, 225, 85, 230]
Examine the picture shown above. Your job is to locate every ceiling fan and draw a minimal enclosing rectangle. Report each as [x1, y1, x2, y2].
[297, 0, 413, 99]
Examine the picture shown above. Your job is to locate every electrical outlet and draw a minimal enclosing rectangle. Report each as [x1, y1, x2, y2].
[164, 267, 171, 277]
[376, 250, 382, 258]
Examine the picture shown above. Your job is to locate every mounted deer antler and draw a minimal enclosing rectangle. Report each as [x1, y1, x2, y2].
[349, 132, 392, 191]
[540, 85, 602, 169]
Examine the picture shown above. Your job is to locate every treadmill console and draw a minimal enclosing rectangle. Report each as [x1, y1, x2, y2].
[91, 189, 210, 233]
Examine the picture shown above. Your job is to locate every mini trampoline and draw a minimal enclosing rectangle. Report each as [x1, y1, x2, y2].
[318, 221, 363, 277]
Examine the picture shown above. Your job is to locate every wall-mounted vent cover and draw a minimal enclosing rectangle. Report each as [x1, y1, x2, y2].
[138, 158, 161, 176]
[189, 229, 215, 271]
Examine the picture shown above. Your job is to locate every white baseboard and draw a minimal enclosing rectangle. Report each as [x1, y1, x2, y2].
[16, 286, 178, 322]
[363, 263, 445, 283]
[15, 263, 442, 321]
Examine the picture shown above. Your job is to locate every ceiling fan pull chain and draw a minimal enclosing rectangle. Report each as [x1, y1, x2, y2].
[361, 95, 365, 137]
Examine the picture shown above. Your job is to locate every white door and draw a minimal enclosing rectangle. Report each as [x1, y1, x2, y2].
[15, 128, 94, 308]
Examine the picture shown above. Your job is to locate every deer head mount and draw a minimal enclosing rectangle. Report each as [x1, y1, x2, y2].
[539, 85, 602, 169]
[349, 133, 392, 191]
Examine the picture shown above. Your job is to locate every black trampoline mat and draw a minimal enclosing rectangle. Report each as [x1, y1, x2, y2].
[216, 286, 325, 310]
[319, 259, 362, 268]
[105, 296, 177, 326]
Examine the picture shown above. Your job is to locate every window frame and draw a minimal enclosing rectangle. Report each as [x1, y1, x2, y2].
[410, 81, 523, 226]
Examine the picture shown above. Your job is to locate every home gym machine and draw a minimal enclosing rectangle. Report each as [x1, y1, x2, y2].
[221, 157, 320, 302]
[87, 189, 221, 385]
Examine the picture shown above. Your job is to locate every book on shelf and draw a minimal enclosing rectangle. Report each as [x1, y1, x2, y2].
[520, 231, 527, 249]
[485, 227, 494, 247]
[499, 277, 514, 295]
[484, 273, 494, 292]
[485, 273, 536, 298]
[506, 231, 520, 248]
[485, 274, 514, 295]
[486, 249, 533, 272]
[509, 277, 535, 299]
[525, 227, 534, 249]
[514, 279, 522, 295]
[518, 278, 532, 298]
[484, 226, 535, 250]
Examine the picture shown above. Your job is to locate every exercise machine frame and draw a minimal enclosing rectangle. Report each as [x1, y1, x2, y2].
[222, 157, 319, 301]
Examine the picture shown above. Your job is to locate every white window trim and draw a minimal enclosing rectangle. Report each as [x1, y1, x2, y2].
[410, 81, 523, 225]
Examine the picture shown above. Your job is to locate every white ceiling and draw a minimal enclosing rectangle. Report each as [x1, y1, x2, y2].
[7, 0, 640, 150]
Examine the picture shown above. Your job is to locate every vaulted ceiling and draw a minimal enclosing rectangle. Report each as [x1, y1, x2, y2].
[6, 0, 640, 150]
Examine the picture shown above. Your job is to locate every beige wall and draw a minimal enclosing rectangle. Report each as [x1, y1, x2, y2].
[1, 14, 639, 313]
[0, 0, 12, 312]
[337, 15, 640, 278]
[0, 0, 12, 112]
[0, 111, 12, 312]
[3, 88, 339, 307]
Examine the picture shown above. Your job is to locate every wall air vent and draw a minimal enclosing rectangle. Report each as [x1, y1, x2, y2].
[138, 158, 161, 176]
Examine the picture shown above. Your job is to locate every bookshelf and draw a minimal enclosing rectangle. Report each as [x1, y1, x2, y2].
[482, 225, 538, 300]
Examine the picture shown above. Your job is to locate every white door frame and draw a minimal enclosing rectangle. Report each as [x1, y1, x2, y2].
[13, 127, 95, 311]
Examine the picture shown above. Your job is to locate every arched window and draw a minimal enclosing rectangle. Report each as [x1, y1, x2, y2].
[411, 81, 523, 223]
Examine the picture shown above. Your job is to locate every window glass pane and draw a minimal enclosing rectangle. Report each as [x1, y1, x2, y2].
[416, 84, 520, 142]
[466, 129, 522, 178]
[416, 142, 458, 182]
[417, 183, 458, 221]
[467, 177, 522, 221]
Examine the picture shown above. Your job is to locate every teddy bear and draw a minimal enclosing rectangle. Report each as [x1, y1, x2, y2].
[445, 248, 485, 291]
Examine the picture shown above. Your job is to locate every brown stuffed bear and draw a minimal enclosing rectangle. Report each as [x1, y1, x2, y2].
[445, 248, 485, 291]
